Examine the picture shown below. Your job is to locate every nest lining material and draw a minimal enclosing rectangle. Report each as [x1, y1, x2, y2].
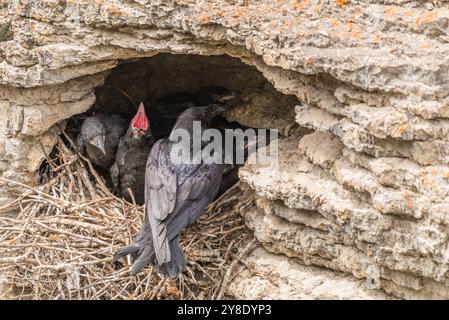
[0, 127, 256, 300]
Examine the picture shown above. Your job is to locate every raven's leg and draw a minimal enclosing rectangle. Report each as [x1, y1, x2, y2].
[112, 244, 141, 264]
[112, 215, 151, 264]
[130, 241, 156, 276]
[158, 236, 186, 279]
[129, 220, 156, 276]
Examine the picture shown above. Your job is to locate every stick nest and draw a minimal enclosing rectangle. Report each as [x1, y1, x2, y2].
[0, 129, 256, 300]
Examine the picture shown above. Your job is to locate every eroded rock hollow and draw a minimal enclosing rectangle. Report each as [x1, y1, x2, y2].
[1, 0, 449, 299]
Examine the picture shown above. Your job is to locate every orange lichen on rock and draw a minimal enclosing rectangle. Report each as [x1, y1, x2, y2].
[336, 0, 346, 7]
[232, 7, 248, 18]
[352, 7, 363, 18]
[314, 3, 323, 13]
[107, 3, 121, 16]
[384, 7, 396, 18]
[292, 0, 310, 11]
[327, 17, 341, 29]
[402, 191, 414, 209]
[198, 14, 210, 24]
[423, 12, 437, 24]
[347, 22, 354, 31]
[283, 19, 293, 29]
[350, 31, 362, 40]
[416, 13, 436, 27]
[374, 34, 382, 44]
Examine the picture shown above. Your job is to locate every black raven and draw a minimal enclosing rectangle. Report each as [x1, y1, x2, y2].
[113, 105, 228, 278]
[110, 103, 154, 204]
[76, 114, 127, 169]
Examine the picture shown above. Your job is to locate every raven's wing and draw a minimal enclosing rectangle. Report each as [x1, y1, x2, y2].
[145, 139, 177, 264]
[165, 162, 224, 241]
[154, 162, 223, 277]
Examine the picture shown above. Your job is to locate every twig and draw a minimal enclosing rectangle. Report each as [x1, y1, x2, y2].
[215, 239, 257, 300]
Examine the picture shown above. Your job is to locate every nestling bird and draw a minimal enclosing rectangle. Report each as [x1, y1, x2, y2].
[110, 103, 154, 204]
[76, 114, 127, 169]
[112, 104, 232, 278]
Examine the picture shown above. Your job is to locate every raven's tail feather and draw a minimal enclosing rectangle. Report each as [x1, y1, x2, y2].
[158, 237, 186, 279]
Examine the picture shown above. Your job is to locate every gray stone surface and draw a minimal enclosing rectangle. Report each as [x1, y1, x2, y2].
[227, 246, 391, 300]
[239, 135, 449, 299]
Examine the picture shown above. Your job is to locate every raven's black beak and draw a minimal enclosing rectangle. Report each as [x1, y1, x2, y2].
[218, 90, 242, 108]
[218, 94, 236, 104]
[92, 136, 106, 155]
[210, 105, 227, 117]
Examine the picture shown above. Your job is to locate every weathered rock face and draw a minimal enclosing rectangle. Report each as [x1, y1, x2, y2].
[227, 246, 392, 300]
[240, 135, 449, 299]
[1, 0, 449, 299]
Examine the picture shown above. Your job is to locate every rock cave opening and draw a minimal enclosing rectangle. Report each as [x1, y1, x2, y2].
[48, 53, 302, 204]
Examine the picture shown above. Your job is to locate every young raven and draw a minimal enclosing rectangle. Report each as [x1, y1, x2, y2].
[113, 105, 228, 278]
[110, 103, 154, 204]
[76, 114, 127, 169]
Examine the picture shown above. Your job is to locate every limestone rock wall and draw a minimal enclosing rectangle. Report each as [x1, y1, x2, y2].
[240, 135, 449, 299]
[227, 246, 392, 300]
[1, 0, 449, 299]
